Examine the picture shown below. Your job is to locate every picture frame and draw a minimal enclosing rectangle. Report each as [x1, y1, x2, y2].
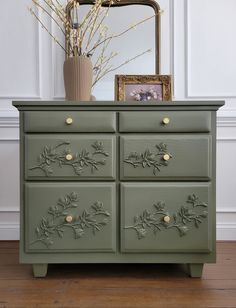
[115, 75, 172, 102]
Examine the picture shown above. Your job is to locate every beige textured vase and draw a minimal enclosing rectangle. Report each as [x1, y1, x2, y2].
[63, 56, 93, 101]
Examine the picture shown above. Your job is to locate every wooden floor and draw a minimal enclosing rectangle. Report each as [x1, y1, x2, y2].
[0, 242, 236, 308]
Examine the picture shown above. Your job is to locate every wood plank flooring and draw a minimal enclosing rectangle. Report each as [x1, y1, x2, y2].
[0, 241, 236, 308]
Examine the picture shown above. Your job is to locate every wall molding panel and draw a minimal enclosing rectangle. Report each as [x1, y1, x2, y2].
[217, 118, 236, 128]
[185, 0, 236, 99]
[0, 113, 19, 140]
[0, 11, 41, 100]
[0, 116, 19, 128]
[168, 0, 175, 98]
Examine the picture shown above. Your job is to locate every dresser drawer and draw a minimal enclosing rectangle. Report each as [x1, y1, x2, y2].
[25, 183, 116, 252]
[25, 134, 116, 180]
[24, 111, 116, 132]
[120, 135, 211, 180]
[121, 183, 211, 253]
[119, 111, 211, 132]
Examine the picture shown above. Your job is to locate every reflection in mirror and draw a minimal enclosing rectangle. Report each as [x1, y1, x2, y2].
[53, 1, 159, 100]
[88, 5, 155, 100]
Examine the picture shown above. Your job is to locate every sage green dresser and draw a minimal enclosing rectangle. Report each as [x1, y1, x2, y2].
[13, 101, 224, 278]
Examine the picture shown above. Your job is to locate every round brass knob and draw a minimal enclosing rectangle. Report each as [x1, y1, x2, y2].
[163, 154, 170, 161]
[163, 216, 171, 223]
[162, 117, 170, 125]
[65, 215, 73, 223]
[66, 154, 73, 161]
[66, 117, 73, 125]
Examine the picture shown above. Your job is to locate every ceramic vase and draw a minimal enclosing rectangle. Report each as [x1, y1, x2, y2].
[63, 55, 93, 101]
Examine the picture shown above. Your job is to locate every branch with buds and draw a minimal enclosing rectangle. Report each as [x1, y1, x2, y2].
[28, 0, 163, 87]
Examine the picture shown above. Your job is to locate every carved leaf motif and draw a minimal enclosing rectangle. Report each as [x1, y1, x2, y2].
[177, 225, 189, 237]
[124, 143, 172, 175]
[153, 201, 165, 212]
[74, 228, 85, 239]
[56, 228, 64, 238]
[30, 192, 111, 248]
[29, 141, 109, 177]
[137, 228, 147, 239]
[187, 194, 208, 207]
[91, 141, 109, 156]
[125, 194, 208, 239]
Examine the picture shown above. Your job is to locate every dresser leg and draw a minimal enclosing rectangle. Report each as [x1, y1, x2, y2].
[32, 264, 48, 277]
[188, 263, 204, 277]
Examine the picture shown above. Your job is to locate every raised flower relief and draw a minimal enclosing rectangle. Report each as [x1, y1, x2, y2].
[30, 192, 111, 248]
[124, 194, 208, 239]
[29, 141, 109, 176]
[124, 142, 172, 175]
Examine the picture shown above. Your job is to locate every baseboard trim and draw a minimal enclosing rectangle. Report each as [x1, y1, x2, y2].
[0, 224, 19, 240]
[216, 224, 236, 241]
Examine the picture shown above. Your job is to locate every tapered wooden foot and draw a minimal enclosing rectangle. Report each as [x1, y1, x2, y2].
[33, 264, 48, 278]
[188, 263, 204, 278]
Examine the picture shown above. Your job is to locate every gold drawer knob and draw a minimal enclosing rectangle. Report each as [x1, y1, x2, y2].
[65, 215, 73, 223]
[66, 117, 73, 125]
[66, 154, 73, 161]
[162, 117, 170, 125]
[163, 216, 171, 223]
[163, 154, 171, 161]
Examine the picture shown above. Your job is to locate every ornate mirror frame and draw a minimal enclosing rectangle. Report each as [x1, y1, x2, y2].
[65, 0, 161, 74]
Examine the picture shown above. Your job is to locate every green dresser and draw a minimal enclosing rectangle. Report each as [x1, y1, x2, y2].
[13, 101, 224, 277]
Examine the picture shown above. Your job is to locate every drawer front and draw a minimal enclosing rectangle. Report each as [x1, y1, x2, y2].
[119, 111, 211, 132]
[121, 183, 211, 253]
[25, 183, 116, 252]
[120, 135, 211, 180]
[25, 134, 116, 180]
[24, 111, 116, 132]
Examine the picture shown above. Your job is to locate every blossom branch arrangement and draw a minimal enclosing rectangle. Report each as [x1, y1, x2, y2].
[28, 0, 163, 87]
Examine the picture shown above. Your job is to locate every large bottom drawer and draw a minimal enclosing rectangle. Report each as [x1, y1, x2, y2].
[121, 183, 212, 253]
[25, 183, 116, 252]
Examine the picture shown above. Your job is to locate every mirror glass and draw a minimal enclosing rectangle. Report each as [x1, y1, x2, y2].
[54, 3, 157, 100]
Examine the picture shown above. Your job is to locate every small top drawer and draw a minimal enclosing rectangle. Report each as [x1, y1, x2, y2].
[119, 111, 211, 133]
[24, 111, 116, 132]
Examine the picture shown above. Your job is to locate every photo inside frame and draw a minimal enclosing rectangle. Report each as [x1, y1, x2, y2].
[125, 83, 163, 101]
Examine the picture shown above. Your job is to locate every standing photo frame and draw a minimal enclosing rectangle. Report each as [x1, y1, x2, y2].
[115, 75, 172, 102]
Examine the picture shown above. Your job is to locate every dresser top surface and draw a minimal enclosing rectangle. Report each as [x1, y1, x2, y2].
[12, 100, 225, 111]
[13, 100, 224, 107]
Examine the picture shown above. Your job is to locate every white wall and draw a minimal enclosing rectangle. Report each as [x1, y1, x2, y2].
[0, 0, 235, 240]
